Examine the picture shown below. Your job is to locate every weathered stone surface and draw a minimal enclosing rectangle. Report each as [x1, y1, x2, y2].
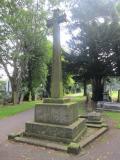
[103, 91, 110, 101]
[67, 142, 81, 154]
[9, 125, 108, 154]
[35, 102, 79, 125]
[14, 137, 68, 152]
[24, 118, 86, 143]
[87, 112, 101, 121]
[80, 127, 108, 148]
[97, 101, 120, 112]
[8, 132, 23, 140]
[43, 98, 71, 104]
[47, 9, 66, 98]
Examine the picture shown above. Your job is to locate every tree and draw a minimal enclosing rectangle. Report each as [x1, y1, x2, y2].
[67, 0, 119, 101]
[0, 0, 51, 104]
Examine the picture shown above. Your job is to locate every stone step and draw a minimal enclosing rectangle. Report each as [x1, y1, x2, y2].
[86, 120, 103, 124]
[86, 123, 107, 128]
[24, 118, 86, 143]
[80, 127, 108, 148]
[15, 136, 68, 152]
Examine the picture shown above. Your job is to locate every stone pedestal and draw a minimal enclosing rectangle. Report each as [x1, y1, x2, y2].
[9, 100, 108, 154]
[24, 118, 86, 143]
[35, 102, 79, 125]
[86, 111, 105, 128]
[23, 99, 86, 144]
[87, 112, 101, 122]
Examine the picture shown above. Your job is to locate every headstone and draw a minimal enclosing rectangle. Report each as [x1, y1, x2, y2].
[97, 101, 120, 112]
[86, 111, 104, 127]
[103, 91, 111, 102]
[103, 91, 109, 101]
[87, 111, 101, 121]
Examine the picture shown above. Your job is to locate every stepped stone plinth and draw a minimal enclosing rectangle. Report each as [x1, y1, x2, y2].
[23, 99, 87, 143]
[24, 118, 86, 143]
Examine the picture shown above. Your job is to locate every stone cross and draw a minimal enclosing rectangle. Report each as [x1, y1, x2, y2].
[47, 9, 66, 98]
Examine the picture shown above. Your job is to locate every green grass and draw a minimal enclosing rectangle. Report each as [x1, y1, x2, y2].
[65, 94, 86, 114]
[0, 93, 119, 129]
[0, 101, 40, 119]
[110, 91, 118, 101]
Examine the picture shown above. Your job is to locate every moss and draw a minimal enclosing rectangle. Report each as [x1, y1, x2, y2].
[43, 98, 70, 104]
[59, 81, 63, 98]
[67, 142, 81, 154]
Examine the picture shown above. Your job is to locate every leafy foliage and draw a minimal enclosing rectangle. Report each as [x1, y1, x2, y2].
[0, 0, 52, 103]
[66, 0, 120, 101]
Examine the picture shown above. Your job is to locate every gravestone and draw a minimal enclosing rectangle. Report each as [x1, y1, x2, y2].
[97, 101, 120, 112]
[103, 91, 109, 101]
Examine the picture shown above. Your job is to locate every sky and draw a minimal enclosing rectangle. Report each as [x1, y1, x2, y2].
[48, 23, 71, 49]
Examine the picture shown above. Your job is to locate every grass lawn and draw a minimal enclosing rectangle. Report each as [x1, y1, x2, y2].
[0, 93, 120, 129]
[0, 101, 40, 119]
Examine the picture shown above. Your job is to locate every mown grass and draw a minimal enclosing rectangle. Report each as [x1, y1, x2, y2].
[0, 93, 120, 129]
[65, 93, 86, 114]
[0, 101, 40, 119]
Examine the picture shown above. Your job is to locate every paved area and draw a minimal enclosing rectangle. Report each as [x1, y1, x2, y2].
[0, 109, 120, 160]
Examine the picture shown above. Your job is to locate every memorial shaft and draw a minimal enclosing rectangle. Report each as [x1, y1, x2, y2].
[50, 10, 64, 98]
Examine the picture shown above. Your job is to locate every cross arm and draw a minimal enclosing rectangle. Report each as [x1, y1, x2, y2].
[47, 13, 67, 28]
[58, 14, 67, 24]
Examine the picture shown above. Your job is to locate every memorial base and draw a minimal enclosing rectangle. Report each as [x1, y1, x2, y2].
[8, 99, 108, 154]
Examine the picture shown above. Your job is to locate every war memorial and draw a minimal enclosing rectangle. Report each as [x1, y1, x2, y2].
[8, 9, 108, 154]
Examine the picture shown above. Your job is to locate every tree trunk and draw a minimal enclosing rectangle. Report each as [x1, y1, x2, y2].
[92, 77, 104, 102]
[34, 93, 38, 101]
[11, 79, 19, 105]
[83, 80, 87, 96]
[19, 92, 24, 104]
[11, 85, 19, 104]
[12, 91, 18, 104]
[118, 90, 120, 102]
[28, 91, 32, 101]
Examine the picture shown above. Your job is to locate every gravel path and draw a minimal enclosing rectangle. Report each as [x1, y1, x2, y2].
[0, 109, 120, 160]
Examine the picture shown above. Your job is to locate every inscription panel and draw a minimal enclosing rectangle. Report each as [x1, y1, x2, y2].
[35, 103, 79, 125]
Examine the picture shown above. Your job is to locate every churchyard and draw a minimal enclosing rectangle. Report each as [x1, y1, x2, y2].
[1, 0, 120, 159]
